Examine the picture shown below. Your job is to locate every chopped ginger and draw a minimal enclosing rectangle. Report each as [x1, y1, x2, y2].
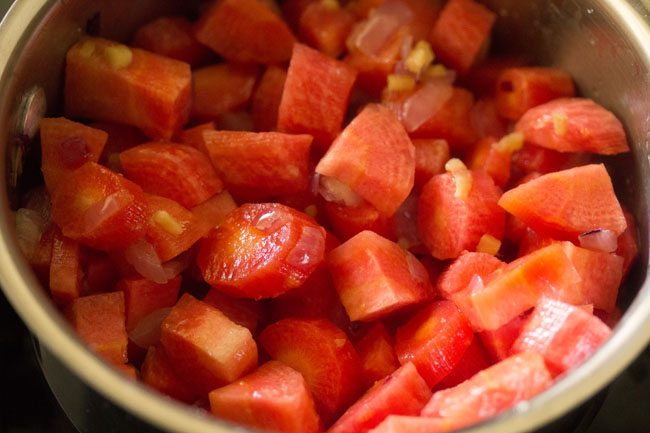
[552, 112, 568, 136]
[153, 210, 184, 235]
[476, 234, 502, 255]
[423, 64, 449, 80]
[320, 0, 340, 9]
[387, 74, 416, 93]
[405, 41, 435, 76]
[495, 132, 524, 153]
[445, 158, 473, 199]
[104, 44, 133, 70]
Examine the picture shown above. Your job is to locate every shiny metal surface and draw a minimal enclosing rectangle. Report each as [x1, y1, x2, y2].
[1, 1, 650, 433]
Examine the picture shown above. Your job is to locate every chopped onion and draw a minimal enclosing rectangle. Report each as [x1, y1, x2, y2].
[124, 239, 169, 284]
[162, 251, 192, 280]
[374, 0, 414, 24]
[23, 186, 52, 227]
[353, 13, 402, 57]
[318, 176, 363, 207]
[83, 192, 121, 233]
[400, 80, 453, 132]
[128, 307, 172, 349]
[15, 208, 45, 258]
[579, 229, 618, 253]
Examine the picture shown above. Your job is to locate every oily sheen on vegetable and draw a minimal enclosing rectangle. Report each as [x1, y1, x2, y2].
[13, 0, 639, 433]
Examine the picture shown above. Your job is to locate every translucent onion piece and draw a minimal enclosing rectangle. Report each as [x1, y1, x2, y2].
[319, 175, 363, 207]
[401, 80, 453, 132]
[579, 229, 618, 253]
[128, 307, 172, 348]
[15, 208, 45, 258]
[23, 186, 52, 227]
[124, 239, 169, 284]
[82, 192, 121, 234]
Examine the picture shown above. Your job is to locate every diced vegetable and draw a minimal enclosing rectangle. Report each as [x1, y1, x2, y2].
[119, 142, 223, 209]
[209, 361, 320, 433]
[328, 230, 433, 322]
[65, 37, 191, 139]
[198, 203, 326, 299]
[259, 318, 363, 424]
[159, 294, 258, 396]
[315, 104, 415, 216]
[278, 43, 357, 150]
[195, 0, 297, 64]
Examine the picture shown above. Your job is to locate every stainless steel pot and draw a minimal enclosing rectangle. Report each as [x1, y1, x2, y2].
[1, 1, 650, 432]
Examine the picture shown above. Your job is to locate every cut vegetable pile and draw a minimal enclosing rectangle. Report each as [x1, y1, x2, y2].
[15, 0, 639, 432]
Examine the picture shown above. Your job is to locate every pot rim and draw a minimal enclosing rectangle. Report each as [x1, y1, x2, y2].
[1, 1, 650, 433]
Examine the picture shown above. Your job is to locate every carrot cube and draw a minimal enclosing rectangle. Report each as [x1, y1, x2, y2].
[49, 229, 83, 305]
[190, 190, 238, 231]
[514, 98, 630, 155]
[299, 1, 355, 58]
[141, 345, 196, 403]
[417, 170, 505, 260]
[315, 104, 414, 216]
[452, 243, 581, 330]
[160, 294, 258, 396]
[409, 87, 477, 150]
[328, 231, 433, 322]
[119, 142, 223, 209]
[429, 0, 496, 74]
[143, 194, 209, 262]
[64, 37, 191, 140]
[259, 318, 363, 424]
[278, 43, 357, 151]
[117, 275, 181, 330]
[195, 0, 296, 64]
[498, 164, 627, 240]
[354, 323, 401, 389]
[40, 117, 108, 193]
[202, 130, 312, 201]
[202, 289, 262, 334]
[394, 300, 474, 387]
[66, 291, 128, 364]
[251, 66, 287, 132]
[496, 67, 576, 120]
[131, 16, 212, 67]
[179, 121, 215, 155]
[328, 362, 432, 433]
[511, 298, 612, 375]
[190, 63, 258, 122]
[420, 353, 552, 430]
[209, 361, 320, 433]
[413, 138, 450, 190]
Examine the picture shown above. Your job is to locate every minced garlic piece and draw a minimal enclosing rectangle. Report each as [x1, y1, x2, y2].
[476, 234, 502, 256]
[153, 210, 184, 235]
[321, 0, 340, 9]
[423, 64, 448, 79]
[104, 44, 133, 70]
[387, 74, 416, 93]
[445, 158, 473, 199]
[495, 132, 524, 153]
[405, 40, 435, 75]
[79, 40, 96, 57]
[552, 112, 568, 136]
